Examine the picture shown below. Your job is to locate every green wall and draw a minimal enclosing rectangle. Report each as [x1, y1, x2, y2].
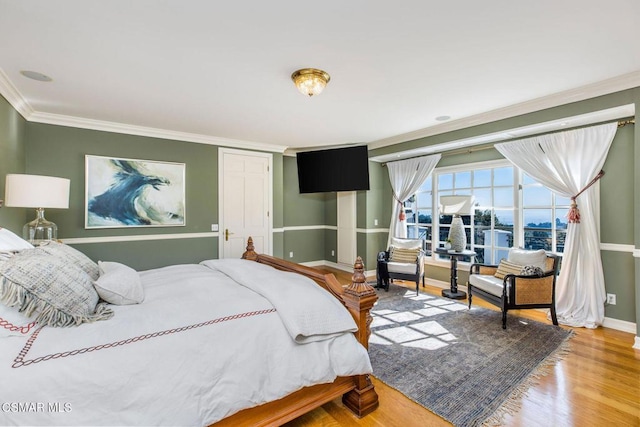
[0, 95, 27, 231]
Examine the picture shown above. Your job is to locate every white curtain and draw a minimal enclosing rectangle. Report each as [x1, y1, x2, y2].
[495, 122, 617, 328]
[387, 154, 441, 245]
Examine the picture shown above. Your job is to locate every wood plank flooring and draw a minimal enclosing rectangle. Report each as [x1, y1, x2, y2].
[285, 268, 640, 427]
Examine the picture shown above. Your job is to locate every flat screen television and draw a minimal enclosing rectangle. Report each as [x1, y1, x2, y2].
[296, 145, 370, 193]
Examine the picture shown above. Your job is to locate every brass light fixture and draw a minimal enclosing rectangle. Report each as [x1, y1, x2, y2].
[291, 68, 330, 97]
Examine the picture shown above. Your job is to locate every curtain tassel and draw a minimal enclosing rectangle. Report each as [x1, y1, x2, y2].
[567, 199, 580, 223]
[398, 204, 406, 221]
[567, 170, 605, 224]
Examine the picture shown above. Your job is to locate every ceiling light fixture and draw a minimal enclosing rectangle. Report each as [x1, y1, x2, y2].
[291, 68, 330, 97]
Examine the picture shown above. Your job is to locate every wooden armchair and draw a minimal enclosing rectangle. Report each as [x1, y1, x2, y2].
[467, 248, 560, 329]
[376, 237, 425, 296]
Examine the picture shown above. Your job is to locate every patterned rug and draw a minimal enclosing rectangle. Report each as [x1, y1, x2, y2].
[369, 285, 574, 427]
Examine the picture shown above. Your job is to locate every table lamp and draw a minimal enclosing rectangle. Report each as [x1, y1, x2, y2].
[440, 195, 474, 252]
[4, 174, 70, 244]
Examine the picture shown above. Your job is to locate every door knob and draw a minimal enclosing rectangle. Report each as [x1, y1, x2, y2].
[225, 229, 234, 241]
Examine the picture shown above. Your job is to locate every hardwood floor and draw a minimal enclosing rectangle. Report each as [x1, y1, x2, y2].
[285, 268, 640, 427]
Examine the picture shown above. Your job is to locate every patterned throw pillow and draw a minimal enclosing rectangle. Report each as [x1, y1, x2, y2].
[36, 241, 100, 280]
[0, 249, 113, 327]
[389, 246, 420, 263]
[494, 259, 523, 280]
[520, 265, 545, 276]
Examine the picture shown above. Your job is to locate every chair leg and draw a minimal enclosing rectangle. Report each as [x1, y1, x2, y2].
[502, 310, 507, 329]
[415, 280, 419, 296]
[550, 304, 558, 326]
[468, 290, 472, 309]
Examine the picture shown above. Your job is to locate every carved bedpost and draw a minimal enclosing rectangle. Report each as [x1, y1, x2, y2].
[241, 237, 258, 261]
[342, 256, 379, 417]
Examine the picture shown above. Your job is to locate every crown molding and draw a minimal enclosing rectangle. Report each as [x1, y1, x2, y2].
[0, 68, 287, 154]
[368, 70, 640, 150]
[27, 111, 288, 153]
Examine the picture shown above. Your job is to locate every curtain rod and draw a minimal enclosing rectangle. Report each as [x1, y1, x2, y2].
[381, 118, 635, 164]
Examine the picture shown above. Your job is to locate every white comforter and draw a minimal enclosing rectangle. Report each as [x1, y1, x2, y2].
[0, 260, 372, 426]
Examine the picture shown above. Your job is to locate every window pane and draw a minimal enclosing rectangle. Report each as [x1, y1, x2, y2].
[523, 174, 536, 185]
[419, 177, 432, 192]
[472, 189, 491, 207]
[439, 226, 450, 243]
[524, 229, 552, 251]
[419, 226, 432, 241]
[439, 173, 453, 190]
[407, 226, 418, 239]
[524, 209, 552, 228]
[555, 209, 568, 229]
[494, 209, 514, 226]
[440, 215, 452, 225]
[523, 185, 552, 207]
[494, 167, 513, 185]
[494, 188, 513, 207]
[455, 171, 471, 189]
[556, 230, 566, 253]
[474, 226, 489, 245]
[556, 195, 571, 206]
[418, 209, 432, 224]
[417, 191, 432, 208]
[474, 169, 491, 187]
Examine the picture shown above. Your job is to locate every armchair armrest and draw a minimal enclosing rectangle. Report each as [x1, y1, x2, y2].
[503, 271, 556, 305]
[469, 262, 499, 276]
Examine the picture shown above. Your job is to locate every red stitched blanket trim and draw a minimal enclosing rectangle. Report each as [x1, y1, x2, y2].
[0, 316, 37, 334]
[12, 308, 276, 368]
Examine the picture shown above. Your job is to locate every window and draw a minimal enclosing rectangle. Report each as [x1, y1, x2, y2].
[521, 173, 569, 253]
[403, 160, 569, 266]
[405, 178, 433, 250]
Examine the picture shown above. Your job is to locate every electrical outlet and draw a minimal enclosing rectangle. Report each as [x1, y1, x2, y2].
[211, 224, 219, 232]
[289, 251, 294, 258]
[374, 219, 378, 226]
[606, 293, 616, 305]
[331, 250, 335, 256]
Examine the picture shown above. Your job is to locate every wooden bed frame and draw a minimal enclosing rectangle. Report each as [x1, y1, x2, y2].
[212, 237, 379, 426]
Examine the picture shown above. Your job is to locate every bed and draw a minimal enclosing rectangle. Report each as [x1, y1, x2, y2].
[0, 234, 378, 426]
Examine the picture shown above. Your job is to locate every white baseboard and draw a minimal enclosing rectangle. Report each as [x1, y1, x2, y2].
[634, 336, 640, 350]
[603, 317, 637, 334]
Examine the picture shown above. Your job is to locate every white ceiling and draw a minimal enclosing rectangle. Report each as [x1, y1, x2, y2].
[1, 1, 639, 153]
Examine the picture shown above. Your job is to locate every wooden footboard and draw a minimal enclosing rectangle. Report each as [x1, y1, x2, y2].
[212, 238, 379, 426]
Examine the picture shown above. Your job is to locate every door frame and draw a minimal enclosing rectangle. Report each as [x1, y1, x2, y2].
[337, 191, 357, 267]
[218, 147, 273, 258]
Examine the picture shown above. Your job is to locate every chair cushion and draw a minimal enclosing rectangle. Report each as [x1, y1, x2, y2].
[387, 261, 417, 275]
[469, 274, 504, 298]
[390, 238, 422, 250]
[494, 259, 523, 279]
[389, 246, 419, 263]
[507, 248, 547, 271]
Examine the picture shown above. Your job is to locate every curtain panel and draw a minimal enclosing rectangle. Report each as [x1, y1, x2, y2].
[386, 154, 441, 247]
[495, 122, 617, 328]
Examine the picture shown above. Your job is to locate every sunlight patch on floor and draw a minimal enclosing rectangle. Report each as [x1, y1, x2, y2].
[370, 290, 466, 349]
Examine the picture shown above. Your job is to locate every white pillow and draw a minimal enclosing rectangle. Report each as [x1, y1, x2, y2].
[0, 228, 33, 251]
[507, 248, 547, 271]
[390, 237, 422, 250]
[94, 261, 144, 305]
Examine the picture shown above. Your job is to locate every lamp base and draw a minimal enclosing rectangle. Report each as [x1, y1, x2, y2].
[23, 208, 57, 245]
[448, 215, 466, 252]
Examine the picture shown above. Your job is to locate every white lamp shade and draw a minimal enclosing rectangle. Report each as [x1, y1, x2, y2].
[4, 174, 70, 209]
[439, 195, 475, 215]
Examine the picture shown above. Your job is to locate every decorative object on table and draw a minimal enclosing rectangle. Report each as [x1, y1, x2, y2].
[435, 247, 475, 299]
[439, 195, 474, 252]
[85, 155, 185, 228]
[468, 248, 560, 329]
[291, 68, 330, 97]
[369, 285, 573, 427]
[3, 174, 70, 244]
[376, 237, 425, 296]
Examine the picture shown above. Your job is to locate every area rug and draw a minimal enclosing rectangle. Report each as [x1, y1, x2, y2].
[368, 285, 574, 427]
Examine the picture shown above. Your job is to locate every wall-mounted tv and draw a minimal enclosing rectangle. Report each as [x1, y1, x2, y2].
[296, 145, 370, 193]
